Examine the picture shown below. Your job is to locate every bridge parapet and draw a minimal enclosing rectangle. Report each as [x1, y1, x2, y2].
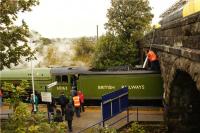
[140, 12, 200, 132]
[143, 12, 200, 49]
[140, 11, 200, 89]
[141, 12, 200, 61]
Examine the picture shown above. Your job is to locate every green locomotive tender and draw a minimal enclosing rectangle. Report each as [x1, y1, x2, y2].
[0, 67, 163, 102]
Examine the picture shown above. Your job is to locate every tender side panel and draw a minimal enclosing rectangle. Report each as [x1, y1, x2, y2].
[78, 73, 163, 100]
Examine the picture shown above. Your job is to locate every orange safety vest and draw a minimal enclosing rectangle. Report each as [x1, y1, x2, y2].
[73, 96, 80, 107]
[147, 50, 157, 62]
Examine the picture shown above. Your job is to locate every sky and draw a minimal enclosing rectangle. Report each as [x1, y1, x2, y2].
[18, 0, 177, 38]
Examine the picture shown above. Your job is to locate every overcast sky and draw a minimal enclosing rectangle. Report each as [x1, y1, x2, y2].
[18, 0, 177, 38]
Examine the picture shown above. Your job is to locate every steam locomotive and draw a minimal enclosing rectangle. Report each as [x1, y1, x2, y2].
[0, 67, 163, 105]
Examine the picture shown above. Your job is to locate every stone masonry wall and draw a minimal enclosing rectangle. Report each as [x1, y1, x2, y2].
[159, 52, 200, 104]
[140, 11, 200, 133]
[143, 12, 200, 50]
[140, 12, 200, 104]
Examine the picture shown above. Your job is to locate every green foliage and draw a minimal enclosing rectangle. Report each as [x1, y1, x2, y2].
[0, 0, 39, 70]
[3, 80, 29, 111]
[92, 33, 138, 69]
[1, 103, 67, 133]
[72, 37, 96, 65]
[105, 0, 153, 41]
[2, 103, 32, 133]
[90, 125, 117, 133]
[92, 0, 152, 69]
[92, 33, 121, 69]
[128, 122, 146, 133]
[2, 79, 67, 133]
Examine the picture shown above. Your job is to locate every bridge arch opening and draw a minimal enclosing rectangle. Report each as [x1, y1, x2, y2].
[168, 70, 200, 133]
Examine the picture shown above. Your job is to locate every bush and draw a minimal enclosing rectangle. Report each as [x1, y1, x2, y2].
[128, 122, 146, 133]
[1, 103, 67, 133]
[90, 125, 117, 133]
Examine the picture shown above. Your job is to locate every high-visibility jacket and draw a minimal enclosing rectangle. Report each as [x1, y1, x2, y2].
[73, 96, 80, 107]
[147, 50, 157, 62]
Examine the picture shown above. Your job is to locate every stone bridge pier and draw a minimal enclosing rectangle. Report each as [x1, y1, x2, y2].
[140, 13, 200, 132]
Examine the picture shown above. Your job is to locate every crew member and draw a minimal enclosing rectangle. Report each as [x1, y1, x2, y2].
[78, 91, 85, 112]
[59, 92, 68, 116]
[146, 50, 160, 71]
[65, 103, 74, 132]
[73, 93, 80, 117]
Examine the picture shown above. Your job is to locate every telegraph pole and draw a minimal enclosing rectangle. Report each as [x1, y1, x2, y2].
[96, 25, 99, 41]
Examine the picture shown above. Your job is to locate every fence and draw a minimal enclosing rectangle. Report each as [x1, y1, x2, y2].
[78, 106, 163, 133]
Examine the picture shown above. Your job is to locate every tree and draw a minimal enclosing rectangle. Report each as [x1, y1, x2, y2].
[1, 103, 67, 133]
[92, 33, 118, 69]
[3, 80, 29, 111]
[0, 0, 39, 70]
[92, 33, 138, 69]
[1, 80, 67, 133]
[105, 0, 153, 42]
[92, 0, 153, 69]
[72, 37, 95, 66]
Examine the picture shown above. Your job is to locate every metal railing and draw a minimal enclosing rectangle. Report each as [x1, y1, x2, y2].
[129, 106, 163, 121]
[78, 106, 163, 133]
[77, 120, 102, 133]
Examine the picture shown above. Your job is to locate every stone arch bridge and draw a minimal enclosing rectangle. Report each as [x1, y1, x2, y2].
[139, 13, 200, 133]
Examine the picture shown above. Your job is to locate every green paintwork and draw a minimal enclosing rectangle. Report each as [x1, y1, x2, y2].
[0, 68, 51, 80]
[0, 68, 163, 100]
[49, 75, 70, 97]
[0, 68, 70, 98]
[77, 73, 163, 100]
[0, 68, 52, 93]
